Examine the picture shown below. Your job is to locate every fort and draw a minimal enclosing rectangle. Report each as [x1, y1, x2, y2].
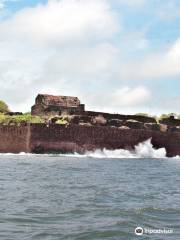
[31, 94, 85, 116]
[0, 93, 180, 157]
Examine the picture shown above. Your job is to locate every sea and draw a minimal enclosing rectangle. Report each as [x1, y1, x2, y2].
[0, 140, 180, 240]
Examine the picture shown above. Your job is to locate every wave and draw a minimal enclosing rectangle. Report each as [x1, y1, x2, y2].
[0, 139, 179, 159]
[85, 139, 168, 159]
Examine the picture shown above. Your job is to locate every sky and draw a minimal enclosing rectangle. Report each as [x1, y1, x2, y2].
[0, 0, 180, 115]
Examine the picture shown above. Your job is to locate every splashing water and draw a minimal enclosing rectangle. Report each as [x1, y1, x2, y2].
[85, 139, 167, 158]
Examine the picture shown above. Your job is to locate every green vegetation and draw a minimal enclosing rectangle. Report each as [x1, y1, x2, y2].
[135, 113, 149, 117]
[0, 100, 10, 113]
[55, 117, 68, 125]
[159, 113, 175, 119]
[0, 113, 44, 124]
[156, 113, 180, 123]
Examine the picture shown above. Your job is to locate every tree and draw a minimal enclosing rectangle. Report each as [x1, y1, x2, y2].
[0, 100, 10, 113]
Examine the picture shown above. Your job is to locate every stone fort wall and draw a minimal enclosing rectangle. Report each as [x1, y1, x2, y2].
[0, 124, 179, 157]
[0, 125, 30, 153]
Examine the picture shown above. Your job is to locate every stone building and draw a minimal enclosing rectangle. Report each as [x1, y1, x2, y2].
[31, 94, 85, 116]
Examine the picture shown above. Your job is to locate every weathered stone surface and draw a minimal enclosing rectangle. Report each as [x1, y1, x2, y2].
[70, 115, 92, 124]
[0, 124, 180, 157]
[107, 119, 123, 127]
[144, 123, 160, 131]
[79, 122, 92, 127]
[159, 116, 180, 127]
[119, 126, 130, 129]
[91, 115, 107, 126]
[84, 111, 156, 123]
[168, 126, 180, 133]
[31, 94, 85, 116]
[124, 120, 145, 129]
[160, 124, 168, 132]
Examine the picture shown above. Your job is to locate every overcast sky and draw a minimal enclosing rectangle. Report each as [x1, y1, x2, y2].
[0, 0, 180, 114]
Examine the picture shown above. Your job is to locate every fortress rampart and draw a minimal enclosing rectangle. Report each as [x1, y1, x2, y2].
[0, 123, 179, 157]
[0, 125, 29, 153]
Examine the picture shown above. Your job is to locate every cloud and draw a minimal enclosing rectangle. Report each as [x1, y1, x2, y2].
[42, 43, 118, 81]
[111, 86, 151, 107]
[0, 0, 179, 114]
[157, 97, 180, 114]
[83, 86, 151, 113]
[0, 0, 120, 111]
[0, 0, 118, 46]
[119, 38, 180, 80]
[120, 30, 149, 52]
[115, 0, 146, 7]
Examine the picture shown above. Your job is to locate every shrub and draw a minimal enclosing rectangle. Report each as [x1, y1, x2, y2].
[0, 113, 44, 124]
[159, 113, 176, 119]
[56, 119, 68, 125]
[0, 100, 9, 113]
[135, 113, 149, 117]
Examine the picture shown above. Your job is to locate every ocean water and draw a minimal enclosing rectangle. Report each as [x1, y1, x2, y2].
[0, 142, 180, 240]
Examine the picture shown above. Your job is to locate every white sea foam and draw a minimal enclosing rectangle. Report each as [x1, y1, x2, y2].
[85, 139, 167, 159]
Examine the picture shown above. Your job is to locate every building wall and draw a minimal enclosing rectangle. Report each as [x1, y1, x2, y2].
[31, 104, 44, 116]
[31, 104, 85, 116]
[31, 94, 84, 116]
